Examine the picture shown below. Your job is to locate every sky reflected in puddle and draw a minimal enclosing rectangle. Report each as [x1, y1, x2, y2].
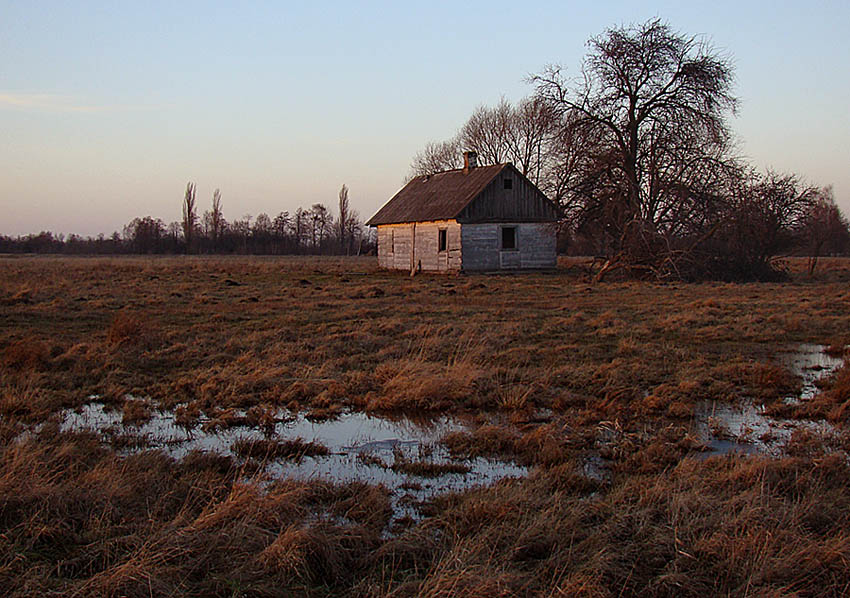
[777, 342, 844, 403]
[694, 343, 845, 458]
[59, 404, 528, 519]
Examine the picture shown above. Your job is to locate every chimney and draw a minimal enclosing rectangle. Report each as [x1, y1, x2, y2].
[463, 150, 478, 174]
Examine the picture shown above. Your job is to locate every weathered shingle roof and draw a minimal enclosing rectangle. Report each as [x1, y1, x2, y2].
[366, 164, 507, 226]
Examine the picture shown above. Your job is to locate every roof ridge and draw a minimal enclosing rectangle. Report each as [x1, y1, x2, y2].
[422, 162, 507, 177]
[366, 163, 515, 226]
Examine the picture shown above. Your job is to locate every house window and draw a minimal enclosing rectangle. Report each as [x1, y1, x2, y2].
[503, 178, 513, 190]
[438, 229, 447, 252]
[390, 229, 395, 254]
[501, 226, 517, 250]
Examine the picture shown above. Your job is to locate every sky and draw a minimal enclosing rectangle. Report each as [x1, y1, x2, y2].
[2, 0, 849, 237]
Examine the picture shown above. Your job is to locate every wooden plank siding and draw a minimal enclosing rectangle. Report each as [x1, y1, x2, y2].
[377, 220, 462, 272]
[461, 223, 557, 271]
[378, 220, 556, 272]
[456, 167, 560, 223]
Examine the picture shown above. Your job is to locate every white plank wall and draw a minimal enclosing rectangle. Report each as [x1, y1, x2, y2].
[377, 221, 461, 271]
[378, 221, 555, 272]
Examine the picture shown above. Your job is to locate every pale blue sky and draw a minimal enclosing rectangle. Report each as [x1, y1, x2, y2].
[2, 1, 849, 236]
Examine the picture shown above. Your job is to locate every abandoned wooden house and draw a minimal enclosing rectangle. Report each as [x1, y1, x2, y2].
[367, 152, 561, 272]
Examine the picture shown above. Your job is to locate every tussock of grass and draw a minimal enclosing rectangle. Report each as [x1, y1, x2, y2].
[200, 407, 250, 432]
[825, 343, 848, 357]
[389, 455, 850, 597]
[230, 437, 330, 461]
[106, 311, 148, 345]
[1, 338, 49, 370]
[0, 427, 387, 597]
[443, 422, 573, 467]
[174, 402, 201, 428]
[121, 398, 152, 425]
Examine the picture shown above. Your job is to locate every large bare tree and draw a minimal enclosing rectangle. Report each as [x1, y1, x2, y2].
[404, 19, 843, 279]
[532, 19, 738, 277]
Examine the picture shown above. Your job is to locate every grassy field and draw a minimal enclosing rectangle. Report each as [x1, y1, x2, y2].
[2, 255, 850, 596]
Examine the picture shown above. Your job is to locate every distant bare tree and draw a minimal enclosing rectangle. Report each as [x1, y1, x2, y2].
[458, 98, 559, 185]
[253, 213, 272, 233]
[166, 221, 182, 240]
[798, 186, 850, 275]
[292, 208, 306, 253]
[124, 216, 166, 254]
[345, 210, 362, 254]
[309, 204, 332, 252]
[210, 188, 223, 249]
[337, 184, 350, 253]
[273, 211, 290, 235]
[411, 98, 558, 183]
[231, 215, 251, 253]
[252, 213, 273, 253]
[505, 97, 558, 186]
[409, 139, 462, 177]
[460, 100, 512, 166]
[182, 182, 197, 253]
[273, 211, 290, 253]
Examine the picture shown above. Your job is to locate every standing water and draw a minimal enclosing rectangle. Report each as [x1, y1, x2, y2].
[59, 404, 528, 518]
[694, 343, 845, 457]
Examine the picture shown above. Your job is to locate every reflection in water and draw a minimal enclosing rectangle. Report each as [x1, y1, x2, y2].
[694, 343, 845, 457]
[777, 343, 844, 403]
[60, 404, 527, 518]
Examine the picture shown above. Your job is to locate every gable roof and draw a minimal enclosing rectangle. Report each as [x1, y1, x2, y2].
[366, 163, 508, 226]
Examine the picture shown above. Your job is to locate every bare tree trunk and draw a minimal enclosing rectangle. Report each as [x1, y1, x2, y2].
[211, 189, 222, 252]
[338, 184, 349, 254]
[182, 182, 196, 254]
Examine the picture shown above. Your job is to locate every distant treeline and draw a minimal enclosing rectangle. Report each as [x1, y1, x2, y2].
[1, 184, 377, 256]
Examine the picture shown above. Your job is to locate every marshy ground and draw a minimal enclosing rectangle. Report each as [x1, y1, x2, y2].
[2, 255, 850, 596]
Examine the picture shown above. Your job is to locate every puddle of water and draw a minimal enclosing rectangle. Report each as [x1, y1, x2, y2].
[694, 343, 845, 458]
[777, 343, 845, 404]
[693, 399, 840, 458]
[58, 403, 527, 520]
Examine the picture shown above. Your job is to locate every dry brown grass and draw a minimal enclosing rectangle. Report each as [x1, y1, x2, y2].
[230, 437, 330, 461]
[1, 338, 49, 370]
[121, 397, 152, 425]
[4, 255, 842, 421]
[0, 286, 33, 306]
[381, 455, 850, 597]
[0, 426, 389, 597]
[106, 310, 154, 347]
[771, 365, 850, 423]
[2, 255, 850, 595]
